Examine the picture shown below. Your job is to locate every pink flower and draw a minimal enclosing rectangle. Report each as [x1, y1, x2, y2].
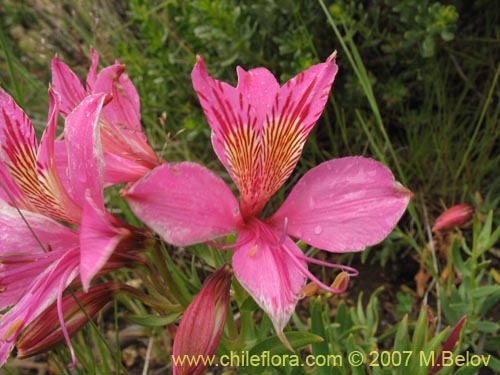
[124, 54, 411, 346]
[0, 89, 142, 365]
[51, 49, 162, 185]
[432, 204, 474, 232]
[172, 265, 232, 375]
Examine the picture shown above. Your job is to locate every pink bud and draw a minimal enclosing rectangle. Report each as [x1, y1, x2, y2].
[172, 265, 232, 375]
[16, 283, 119, 359]
[432, 204, 474, 232]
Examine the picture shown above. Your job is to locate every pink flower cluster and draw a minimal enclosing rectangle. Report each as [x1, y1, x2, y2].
[0, 50, 411, 369]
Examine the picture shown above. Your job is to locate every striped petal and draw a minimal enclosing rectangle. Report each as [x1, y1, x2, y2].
[0, 88, 79, 222]
[270, 157, 412, 252]
[192, 54, 338, 218]
[0, 88, 38, 211]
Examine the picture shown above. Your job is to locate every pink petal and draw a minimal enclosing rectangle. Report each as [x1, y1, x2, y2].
[0, 202, 79, 309]
[36, 90, 82, 222]
[37, 89, 60, 167]
[192, 55, 338, 218]
[64, 93, 107, 212]
[0, 88, 38, 168]
[79, 195, 129, 290]
[102, 150, 161, 186]
[270, 157, 412, 252]
[0, 163, 29, 210]
[93, 63, 142, 133]
[51, 56, 86, 116]
[0, 88, 76, 220]
[232, 219, 306, 341]
[0, 247, 79, 366]
[53, 140, 72, 193]
[124, 162, 241, 246]
[85, 48, 99, 91]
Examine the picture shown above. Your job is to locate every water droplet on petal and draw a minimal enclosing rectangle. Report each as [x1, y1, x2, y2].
[308, 196, 316, 209]
[314, 225, 322, 235]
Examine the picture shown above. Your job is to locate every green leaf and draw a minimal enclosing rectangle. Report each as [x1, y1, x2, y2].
[346, 334, 366, 375]
[126, 313, 180, 327]
[310, 297, 332, 375]
[240, 295, 260, 311]
[394, 315, 409, 352]
[472, 320, 500, 333]
[239, 332, 324, 374]
[487, 355, 500, 372]
[469, 285, 500, 298]
[451, 241, 468, 276]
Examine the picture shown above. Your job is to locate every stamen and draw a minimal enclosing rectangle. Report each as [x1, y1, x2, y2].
[276, 217, 288, 246]
[295, 253, 359, 277]
[248, 245, 258, 257]
[298, 282, 319, 299]
[206, 233, 253, 251]
[2, 319, 23, 340]
[281, 245, 354, 294]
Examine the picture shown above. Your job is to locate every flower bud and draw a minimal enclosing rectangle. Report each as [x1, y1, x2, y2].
[432, 204, 474, 232]
[16, 283, 119, 359]
[172, 265, 232, 375]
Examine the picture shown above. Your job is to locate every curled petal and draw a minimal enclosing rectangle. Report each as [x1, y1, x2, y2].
[64, 93, 107, 212]
[51, 56, 86, 116]
[232, 219, 306, 348]
[92, 63, 142, 133]
[79, 194, 130, 291]
[271, 157, 411, 252]
[124, 162, 241, 246]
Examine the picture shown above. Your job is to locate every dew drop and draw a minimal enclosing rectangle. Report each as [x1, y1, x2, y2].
[314, 225, 322, 235]
[308, 196, 316, 209]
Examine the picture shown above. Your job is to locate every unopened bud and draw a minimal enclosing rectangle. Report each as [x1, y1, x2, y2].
[17, 283, 119, 358]
[432, 204, 474, 232]
[172, 265, 232, 375]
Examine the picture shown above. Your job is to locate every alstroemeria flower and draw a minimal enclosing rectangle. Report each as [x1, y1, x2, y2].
[51, 49, 162, 185]
[124, 55, 411, 346]
[0, 89, 145, 365]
